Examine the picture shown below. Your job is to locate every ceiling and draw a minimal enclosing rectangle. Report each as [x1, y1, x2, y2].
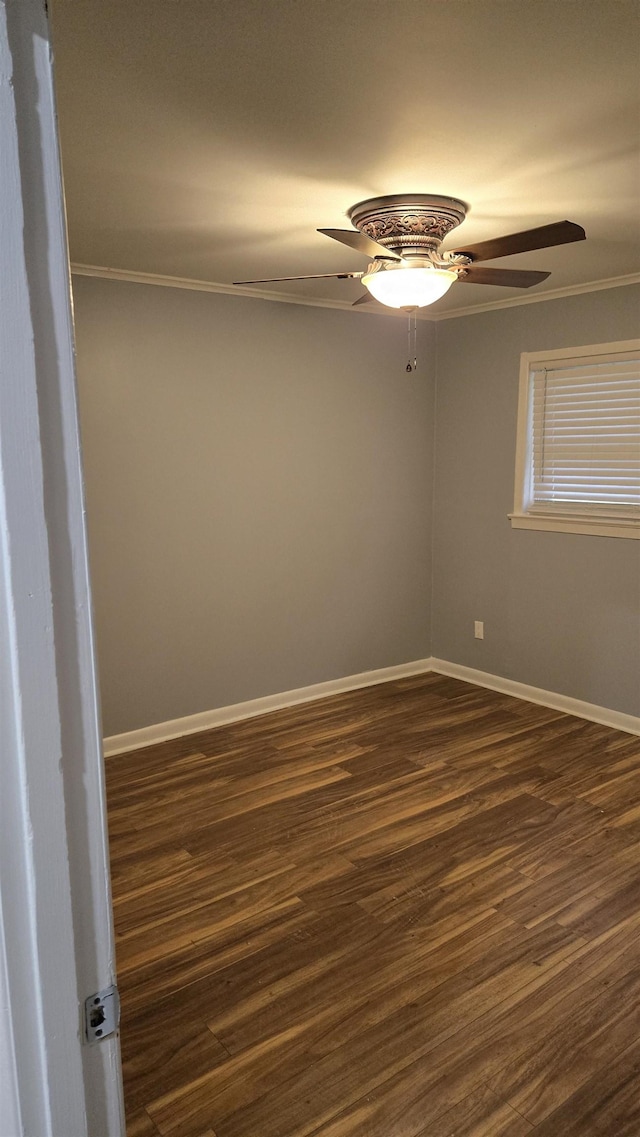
[50, 0, 640, 317]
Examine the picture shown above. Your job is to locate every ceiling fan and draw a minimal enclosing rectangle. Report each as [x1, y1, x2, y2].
[234, 194, 586, 310]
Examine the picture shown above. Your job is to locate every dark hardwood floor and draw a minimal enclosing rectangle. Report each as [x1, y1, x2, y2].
[105, 674, 640, 1137]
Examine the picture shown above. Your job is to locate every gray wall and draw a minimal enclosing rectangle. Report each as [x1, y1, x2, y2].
[74, 276, 639, 735]
[432, 284, 640, 716]
[73, 277, 435, 736]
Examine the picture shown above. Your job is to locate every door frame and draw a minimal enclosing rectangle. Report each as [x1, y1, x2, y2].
[0, 1, 124, 1132]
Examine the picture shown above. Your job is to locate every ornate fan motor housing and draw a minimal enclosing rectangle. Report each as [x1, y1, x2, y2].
[348, 194, 469, 270]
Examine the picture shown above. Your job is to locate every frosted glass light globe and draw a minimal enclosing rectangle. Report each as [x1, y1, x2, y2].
[362, 266, 457, 309]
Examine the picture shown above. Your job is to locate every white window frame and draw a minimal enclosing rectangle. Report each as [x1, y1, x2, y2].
[510, 339, 640, 540]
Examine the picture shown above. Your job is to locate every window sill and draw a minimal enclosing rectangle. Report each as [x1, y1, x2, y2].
[509, 513, 640, 540]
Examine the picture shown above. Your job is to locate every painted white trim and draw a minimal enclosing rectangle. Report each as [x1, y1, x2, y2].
[0, 882, 20, 1137]
[509, 513, 640, 539]
[511, 338, 640, 540]
[430, 659, 640, 737]
[512, 347, 534, 520]
[0, 3, 124, 1134]
[433, 273, 640, 320]
[103, 659, 433, 755]
[70, 262, 640, 321]
[104, 655, 640, 755]
[0, 4, 87, 1130]
[514, 339, 640, 364]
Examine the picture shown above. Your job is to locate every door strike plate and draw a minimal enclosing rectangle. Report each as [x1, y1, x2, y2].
[84, 984, 120, 1043]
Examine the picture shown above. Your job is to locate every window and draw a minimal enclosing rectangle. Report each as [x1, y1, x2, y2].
[511, 340, 640, 539]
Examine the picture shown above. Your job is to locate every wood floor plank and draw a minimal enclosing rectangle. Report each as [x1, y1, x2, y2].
[532, 1034, 640, 1136]
[256, 929, 636, 1137]
[496, 839, 640, 931]
[106, 675, 640, 1137]
[120, 1002, 228, 1114]
[125, 1109, 163, 1137]
[414, 1084, 534, 1136]
[486, 962, 640, 1123]
[201, 925, 588, 1137]
[118, 898, 314, 1012]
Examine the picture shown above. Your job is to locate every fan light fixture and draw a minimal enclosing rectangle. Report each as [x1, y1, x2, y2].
[361, 265, 458, 309]
[234, 194, 586, 318]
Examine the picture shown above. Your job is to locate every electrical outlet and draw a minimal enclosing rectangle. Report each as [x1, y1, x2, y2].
[474, 621, 484, 640]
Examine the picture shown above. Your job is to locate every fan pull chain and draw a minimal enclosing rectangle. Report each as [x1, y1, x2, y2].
[405, 310, 418, 373]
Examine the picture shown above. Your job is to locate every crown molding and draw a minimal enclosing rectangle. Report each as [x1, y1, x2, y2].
[70, 263, 640, 322]
[433, 272, 640, 320]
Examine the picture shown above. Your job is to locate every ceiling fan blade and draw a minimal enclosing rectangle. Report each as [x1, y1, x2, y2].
[352, 292, 377, 306]
[233, 271, 363, 284]
[452, 220, 585, 263]
[459, 266, 551, 288]
[318, 228, 402, 261]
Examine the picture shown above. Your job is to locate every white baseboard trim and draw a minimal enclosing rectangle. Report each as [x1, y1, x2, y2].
[430, 659, 640, 737]
[102, 658, 433, 756]
[103, 655, 640, 756]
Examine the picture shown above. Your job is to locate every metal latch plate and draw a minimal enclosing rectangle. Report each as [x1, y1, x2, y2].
[84, 984, 120, 1043]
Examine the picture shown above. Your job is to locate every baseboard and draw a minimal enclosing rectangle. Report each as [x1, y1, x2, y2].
[102, 658, 433, 756]
[103, 655, 640, 756]
[430, 658, 640, 737]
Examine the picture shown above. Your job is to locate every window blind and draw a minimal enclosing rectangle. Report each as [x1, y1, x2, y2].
[530, 351, 640, 516]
